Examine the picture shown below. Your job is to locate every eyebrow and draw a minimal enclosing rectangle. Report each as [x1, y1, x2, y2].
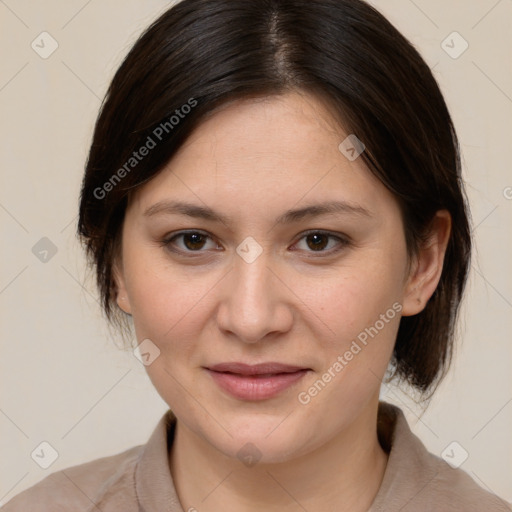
[143, 199, 372, 225]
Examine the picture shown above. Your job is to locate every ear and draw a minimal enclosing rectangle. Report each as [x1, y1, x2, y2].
[401, 210, 452, 316]
[113, 258, 132, 315]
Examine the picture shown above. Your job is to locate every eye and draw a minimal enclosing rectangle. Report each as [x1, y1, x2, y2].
[162, 231, 220, 253]
[293, 230, 350, 255]
[161, 229, 350, 257]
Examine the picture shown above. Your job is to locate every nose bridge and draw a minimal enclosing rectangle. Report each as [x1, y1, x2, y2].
[233, 245, 273, 315]
[217, 243, 290, 342]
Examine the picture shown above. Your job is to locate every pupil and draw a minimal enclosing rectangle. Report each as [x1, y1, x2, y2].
[308, 234, 327, 251]
[185, 233, 204, 250]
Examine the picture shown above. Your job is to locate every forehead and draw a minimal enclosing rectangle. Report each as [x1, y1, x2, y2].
[128, 92, 397, 221]
[182, 92, 345, 165]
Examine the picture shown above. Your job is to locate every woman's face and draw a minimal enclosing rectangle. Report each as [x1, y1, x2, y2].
[116, 91, 426, 463]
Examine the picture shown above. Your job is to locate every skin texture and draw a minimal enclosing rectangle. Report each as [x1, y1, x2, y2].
[115, 91, 451, 511]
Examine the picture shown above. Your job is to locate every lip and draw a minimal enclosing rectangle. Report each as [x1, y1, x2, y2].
[205, 362, 310, 401]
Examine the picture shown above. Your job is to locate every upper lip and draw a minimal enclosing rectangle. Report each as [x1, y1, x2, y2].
[207, 362, 308, 375]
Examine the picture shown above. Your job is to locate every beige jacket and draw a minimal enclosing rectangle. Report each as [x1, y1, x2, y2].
[2, 402, 510, 511]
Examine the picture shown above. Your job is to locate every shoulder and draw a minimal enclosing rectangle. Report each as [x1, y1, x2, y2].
[372, 402, 512, 512]
[422, 450, 512, 511]
[1, 444, 143, 512]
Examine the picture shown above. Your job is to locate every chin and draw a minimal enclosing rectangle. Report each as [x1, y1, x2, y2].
[219, 435, 305, 466]
[204, 414, 315, 466]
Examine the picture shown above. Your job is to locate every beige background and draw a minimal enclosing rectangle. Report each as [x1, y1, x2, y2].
[1, 0, 511, 505]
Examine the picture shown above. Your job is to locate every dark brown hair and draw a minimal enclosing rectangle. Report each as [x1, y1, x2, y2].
[78, 0, 471, 396]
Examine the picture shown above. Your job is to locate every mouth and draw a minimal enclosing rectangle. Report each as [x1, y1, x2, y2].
[204, 362, 311, 401]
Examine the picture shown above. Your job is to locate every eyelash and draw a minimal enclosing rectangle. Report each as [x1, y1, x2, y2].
[160, 229, 350, 257]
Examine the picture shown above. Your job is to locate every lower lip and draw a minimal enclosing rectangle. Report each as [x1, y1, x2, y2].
[206, 369, 309, 400]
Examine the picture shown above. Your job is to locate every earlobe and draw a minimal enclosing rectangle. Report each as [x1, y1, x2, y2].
[401, 210, 451, 316]
[116, 294, 132, 315]
[113, 262, 132, 315]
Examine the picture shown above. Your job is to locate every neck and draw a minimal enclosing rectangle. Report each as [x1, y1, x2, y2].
[169, 399, 388, 512]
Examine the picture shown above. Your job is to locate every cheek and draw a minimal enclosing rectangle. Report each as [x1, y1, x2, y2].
[301, 278, 400, 416]
[123, 254, 207, 404]
[127, 270, 175, 339]
[123, 247, 209, 340]
[299, 253, 404, 390]
[307, 260, 404, 341]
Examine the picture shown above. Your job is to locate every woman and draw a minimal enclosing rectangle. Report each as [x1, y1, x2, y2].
[3, 0, 510, 510]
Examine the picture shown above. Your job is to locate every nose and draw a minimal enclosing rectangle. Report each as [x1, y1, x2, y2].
[215, 247, 293, 344]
